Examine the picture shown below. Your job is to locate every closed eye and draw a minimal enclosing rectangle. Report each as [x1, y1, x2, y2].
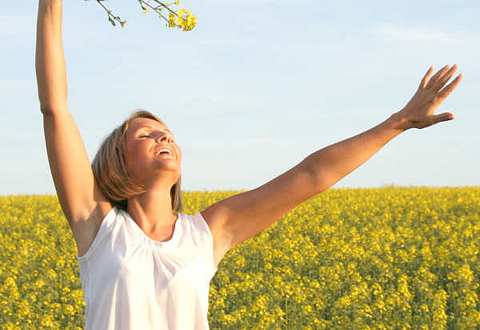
[138, 132, 175, 141]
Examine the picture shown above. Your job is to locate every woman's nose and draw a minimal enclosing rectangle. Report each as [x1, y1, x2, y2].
[155, 133, 173, 144]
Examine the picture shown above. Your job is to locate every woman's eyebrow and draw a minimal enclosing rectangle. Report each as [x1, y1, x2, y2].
[137, 126, 172, 133]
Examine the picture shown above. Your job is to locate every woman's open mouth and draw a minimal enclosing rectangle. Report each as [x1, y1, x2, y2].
[154, 147, 175, 159]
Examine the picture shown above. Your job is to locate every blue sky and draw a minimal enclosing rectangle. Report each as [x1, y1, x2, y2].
[1, 0, 478, 195]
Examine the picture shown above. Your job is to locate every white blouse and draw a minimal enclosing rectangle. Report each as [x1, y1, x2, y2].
[76, 206, 218, 330]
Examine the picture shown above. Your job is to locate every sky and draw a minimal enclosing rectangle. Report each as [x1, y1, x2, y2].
[1, 0, 479, 195]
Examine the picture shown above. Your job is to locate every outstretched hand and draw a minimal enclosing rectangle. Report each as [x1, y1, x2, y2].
[394, 64, 462, 130]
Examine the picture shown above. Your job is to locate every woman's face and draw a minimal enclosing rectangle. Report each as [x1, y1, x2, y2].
[124, 117, 182, 187]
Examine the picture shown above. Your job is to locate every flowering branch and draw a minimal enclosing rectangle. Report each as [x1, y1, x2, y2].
[86, 0, 197, 31]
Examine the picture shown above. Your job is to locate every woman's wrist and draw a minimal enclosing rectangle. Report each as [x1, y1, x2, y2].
[386, 111, 412, 132]
[39, 0, 62, 10]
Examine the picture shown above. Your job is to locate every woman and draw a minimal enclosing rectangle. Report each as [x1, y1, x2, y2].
[35, 0, 462, 329]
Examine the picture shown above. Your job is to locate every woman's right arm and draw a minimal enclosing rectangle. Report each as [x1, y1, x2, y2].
[35, 0, 67, 114]
[35, 0, 112, 256]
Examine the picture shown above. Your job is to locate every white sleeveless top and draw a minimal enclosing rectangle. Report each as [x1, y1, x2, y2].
[76, 206, 219, 330]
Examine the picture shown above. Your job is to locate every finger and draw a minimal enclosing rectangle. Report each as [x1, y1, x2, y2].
[419, 65, 433, 89]
[426, 64, 450, 89]
[431, 112, 455, 125]
[437, 74, 463, 101]
[433, 64, 458, 92]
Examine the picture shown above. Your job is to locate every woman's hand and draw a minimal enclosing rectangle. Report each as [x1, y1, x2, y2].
[393, 64, 463, 131]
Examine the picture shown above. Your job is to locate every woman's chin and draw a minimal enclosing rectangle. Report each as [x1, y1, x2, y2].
[152, 159, 180, 171]
[153, 154, 177, 162]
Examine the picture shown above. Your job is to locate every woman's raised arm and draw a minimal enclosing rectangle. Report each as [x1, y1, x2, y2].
[200, 65, 462, 257]
[35, 0, 112, 258]
[35, 0, 67, 114]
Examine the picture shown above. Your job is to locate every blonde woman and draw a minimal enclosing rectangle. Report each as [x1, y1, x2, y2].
[35, 0, 462, 329]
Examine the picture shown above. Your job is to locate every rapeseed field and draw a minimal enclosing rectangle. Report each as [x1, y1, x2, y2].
[0, 187, 479, 329]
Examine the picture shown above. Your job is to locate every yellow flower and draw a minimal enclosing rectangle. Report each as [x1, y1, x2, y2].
[168, 12, 176, 28]
[174, 9, 196, 31]
[185, 15, 197, 31]
[303, 305, 313, 314]
[2, 188, 480, 327]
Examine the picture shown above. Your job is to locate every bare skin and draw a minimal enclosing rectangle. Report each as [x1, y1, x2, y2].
[124, 117, 183, 241]
[35, 0, 464, 261]
[395, 64, 462, 130]
[300, 64, 463, 190]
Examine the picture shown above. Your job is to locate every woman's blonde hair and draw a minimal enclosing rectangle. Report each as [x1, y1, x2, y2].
[91, 109, 183, 214]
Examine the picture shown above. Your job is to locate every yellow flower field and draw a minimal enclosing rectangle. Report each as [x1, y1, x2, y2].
[0, 187, 479, 329]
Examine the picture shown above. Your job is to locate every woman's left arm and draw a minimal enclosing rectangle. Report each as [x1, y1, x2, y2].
[201, 64, 462, 256]
[304, 64, 462, 190]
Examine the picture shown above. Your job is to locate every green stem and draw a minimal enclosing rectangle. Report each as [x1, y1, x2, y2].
[151, 0, 177, 15]
[90, 0, 186, 27]
[138, 0, 169, 23]
[95, 0, 126, 26]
